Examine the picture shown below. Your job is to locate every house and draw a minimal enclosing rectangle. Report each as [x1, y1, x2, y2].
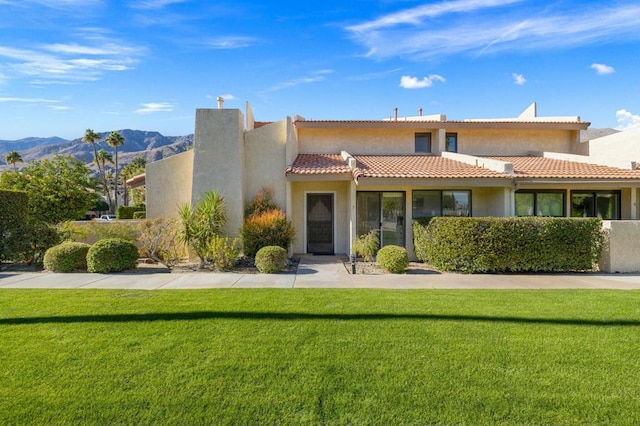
[146, 102, 640, 270]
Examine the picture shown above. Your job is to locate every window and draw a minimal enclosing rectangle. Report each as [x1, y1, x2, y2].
[571, 191, 620, 219]
[445, 133, 457, 152]
[414, 133, 432, 153]
[515, 191, 564, 217]
[412, 190, 471, 218]
[356, 192, 405, 247]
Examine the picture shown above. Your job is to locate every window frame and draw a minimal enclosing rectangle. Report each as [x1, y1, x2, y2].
[412, 189, 471, 219]
[445, 132, 458, 153]
[515, 190, 565, 217]
[570, 190, 621, 220]
[414, 132, 432, 153]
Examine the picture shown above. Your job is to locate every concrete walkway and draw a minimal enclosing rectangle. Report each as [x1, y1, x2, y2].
[1, 255, 640, 290]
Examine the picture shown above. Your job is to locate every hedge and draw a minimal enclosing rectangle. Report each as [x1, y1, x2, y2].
[0, 190, 28, 262]
[116, 205, 146, 220]
[414, 217, 604, 273]
[86, 238, 139, 273]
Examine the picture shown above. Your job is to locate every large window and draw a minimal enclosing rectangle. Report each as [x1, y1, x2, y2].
[415, 133, 432, 153]
[445, 133, 457, 152]
[412, 190, 471, 218]
[515, 191, 564, 217]
[571, 191, 620, 220]
[356, 192, 405, 247]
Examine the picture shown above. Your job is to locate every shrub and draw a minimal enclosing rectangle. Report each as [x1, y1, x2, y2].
[87, 238, 139, 273]
[132, 211, 146, 219]
[43, 242, 90, 272]
[179, 190, 227, 266]
[352, 229, 379, 262]
[255, 245, 288, 273]
[414, 217, 604, 273]
[59, 221, 139, 244]
[117, 205, 146, 220]
[137, 218, 185, 267]
[9, 221, 62, 265]
[0, 190, 28, 262]
[376, 245, 409, 273]
[245, 187, 279, 218]
[206, 235, 241, 270]
[242, 209, 295, 257]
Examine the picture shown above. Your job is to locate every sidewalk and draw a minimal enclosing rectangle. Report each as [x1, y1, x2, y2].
[1, 255, 640, 290]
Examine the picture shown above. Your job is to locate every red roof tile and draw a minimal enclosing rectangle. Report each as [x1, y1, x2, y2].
[489, 156, 640, 179]
[285, 154, 351, 175]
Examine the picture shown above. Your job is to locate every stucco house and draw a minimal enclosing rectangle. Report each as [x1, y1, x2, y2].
[146, 102, 640, 267]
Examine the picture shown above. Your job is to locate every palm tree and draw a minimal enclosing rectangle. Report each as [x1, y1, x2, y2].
[93, 149, 113, 176]
[82, 129, 113, 210]
[106, 131, 125, 211]
[4, 150, 23, 171]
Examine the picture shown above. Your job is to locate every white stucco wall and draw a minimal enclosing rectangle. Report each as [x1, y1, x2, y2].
[588, 128, 640, 169]
[599, 220, 640, 272]
[146, 150, 194, 218]
[244, 119, 289, 211]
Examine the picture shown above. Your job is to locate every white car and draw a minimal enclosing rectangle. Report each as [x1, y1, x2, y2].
[98, 214, 116, 221]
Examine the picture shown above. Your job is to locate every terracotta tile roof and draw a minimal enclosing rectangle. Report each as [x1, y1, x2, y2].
[285, 154, 507, 180]
[352, 155, 506, 179]
[285, 154, 352, 175]
[489, 156, 640, 179]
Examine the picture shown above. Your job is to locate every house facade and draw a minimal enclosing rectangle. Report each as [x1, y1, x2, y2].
[146, 102, 640, 264]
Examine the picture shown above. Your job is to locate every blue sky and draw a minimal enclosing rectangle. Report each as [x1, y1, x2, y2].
[1, 0, 639, 140]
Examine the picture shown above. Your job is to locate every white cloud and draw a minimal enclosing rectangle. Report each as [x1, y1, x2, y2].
[345, 2, 640, 60]
[48, 105, 71, 111]
[268, 70, 334, 92]
[591, 63, 615, 75]
[0, 37, 143, 83]
[0, 97, 58, 103]
[399, 75, 445, 89]
[218, 94, 235, 100]
[204, 36, 257, 49]
[512, 73, 526, 85]
[135, 102, 174, 114]
[616, 109, 640, 130]
[131, 0, 189, 9]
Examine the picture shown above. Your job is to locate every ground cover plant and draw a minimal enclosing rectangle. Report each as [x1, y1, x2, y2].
[1, 289, 639, 425]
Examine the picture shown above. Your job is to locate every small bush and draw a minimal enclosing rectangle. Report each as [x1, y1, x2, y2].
[242, 209, 295, 257]
[132, 211, 146, 219]
[245, 187, 279, 218]
[43, 242, 90, 272]
[137, 218, 185, 267]
[255, 245, 288, 273]
[117, 205, 146, 220]
[206, 235, 241, 270]
[87, 238, 139, 273]
[352, 229, 379, 262]
[376, 245, 409, 273]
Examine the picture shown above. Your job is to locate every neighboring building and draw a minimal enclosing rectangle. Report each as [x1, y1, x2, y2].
[146, 102, 640, 261]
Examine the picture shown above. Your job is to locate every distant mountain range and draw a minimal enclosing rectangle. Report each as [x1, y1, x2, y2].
[0, 130, 193, 172]
[0, 127, 619, 172]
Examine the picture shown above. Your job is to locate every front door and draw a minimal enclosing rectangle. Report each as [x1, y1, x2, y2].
[307, 193, 334, 254]
[356, 191, 405, 248]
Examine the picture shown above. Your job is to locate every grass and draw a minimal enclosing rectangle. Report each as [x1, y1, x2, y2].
[1, 289, 639, 425]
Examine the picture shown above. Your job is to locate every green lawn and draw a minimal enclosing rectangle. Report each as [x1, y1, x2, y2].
[1, 289, 639, 425]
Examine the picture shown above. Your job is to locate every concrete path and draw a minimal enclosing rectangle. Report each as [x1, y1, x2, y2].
[1, 255, 640, 290]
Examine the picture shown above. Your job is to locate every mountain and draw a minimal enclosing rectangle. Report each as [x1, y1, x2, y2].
[0, 130, 193, 172]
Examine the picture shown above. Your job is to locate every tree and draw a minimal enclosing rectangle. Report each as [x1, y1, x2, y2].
[0, 154, 101, 224]
[4, 151, 23, 171]
[82, 129, 113, 211]
[94, 149, 113, 174]
[121, 157, 146, 206]
[105, 131, 125, 211]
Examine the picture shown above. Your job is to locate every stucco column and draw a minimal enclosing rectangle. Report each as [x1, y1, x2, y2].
[436, 129, 446, 155]
[285, 180, 293, 255]
[631, 188, 638, 220]
[506, 187, 515, 216]
[565, 189, 571, 217]
[349, 180, 357, 256]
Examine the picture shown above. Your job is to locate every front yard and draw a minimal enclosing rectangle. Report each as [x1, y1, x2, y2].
[1, 289, 639, 424]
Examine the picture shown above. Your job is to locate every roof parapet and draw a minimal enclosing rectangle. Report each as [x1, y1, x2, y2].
[531, 151, 638, 170]
[442, 152, 514, 175]
[341, 150, 357, 170]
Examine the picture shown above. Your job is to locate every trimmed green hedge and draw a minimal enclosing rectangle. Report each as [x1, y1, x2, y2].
[414, 217, 604, 273]
[255, 246, 288, 273]
[0, 190, 28, 262]
[116, 205, 146, 220]
[87, 238, 139, 273]
[44, 242, 90, 272]
[376, 245, 409, 273]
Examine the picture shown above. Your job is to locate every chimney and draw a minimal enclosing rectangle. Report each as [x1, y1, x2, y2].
[216, 96, 224, 109]
[393, 107, 398, 121]
[418, 108, 423, 116]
